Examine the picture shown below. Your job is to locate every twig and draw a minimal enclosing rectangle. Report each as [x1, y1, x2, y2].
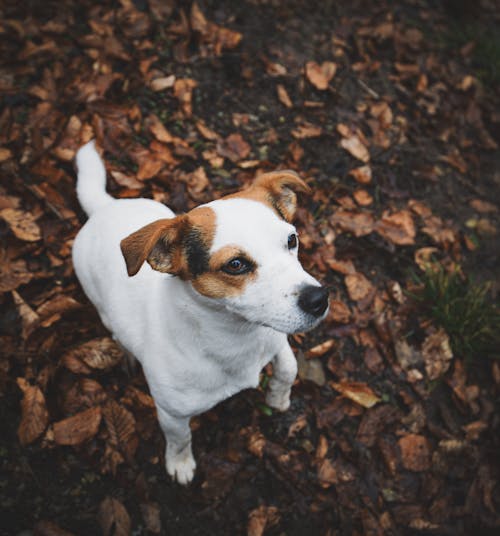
[357, 78, 380, 99]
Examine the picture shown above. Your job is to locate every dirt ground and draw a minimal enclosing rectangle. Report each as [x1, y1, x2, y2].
[1, 0, 499, 534]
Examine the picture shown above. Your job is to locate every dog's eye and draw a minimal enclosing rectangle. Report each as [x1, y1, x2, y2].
[222, 257, 252, 275]
[287, 233, 298, 250]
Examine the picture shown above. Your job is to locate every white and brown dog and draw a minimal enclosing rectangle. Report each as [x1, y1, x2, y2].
[72, 141, 329, 484]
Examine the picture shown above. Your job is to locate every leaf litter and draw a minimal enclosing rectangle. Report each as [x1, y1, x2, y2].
[1, 0, 499, 534]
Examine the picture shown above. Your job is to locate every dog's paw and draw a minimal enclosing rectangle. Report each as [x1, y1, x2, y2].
[166, 448, 196, 485]
[265, 389, 291, 412]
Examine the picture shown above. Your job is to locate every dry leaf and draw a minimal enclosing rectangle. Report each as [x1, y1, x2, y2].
[247, 505, 280, 536]
[317, 458, 338, 487]
[331, 381, 381, 408]
[353, 189, 373, 206]
[173, 78, 198, 116]
[414, 247, 438, 271]
[63, 337, 124, 371]
[327, 300, 351, 324]
[247, 429, 266, 458]
[306, 339, 335, 358]
[140, 502, 161, 534]
[345, 272, 374, 301]
[99, 497, 131, 536]
[398, 434, 431, 471]
[150, 75, 175, 91]
[12, 290, 39, 339]
[102, 399, 138, 462]
[196, 120, 219, 141]
[110, 170, 144, 190]
[216, 133, 251, 162]
[292, 123, 322, 139]
[33, 520, 75, 536]
[36, 295, 82, 327]
[349, 165, 372, 184]
[0, 147, 13, 162]
[276, 84, 293, 108]
[147, 114, 174, 143]
[297, 351, 326, 386]
[330, 209, 375, 237]
[305, 61, 337, 90]
[0, 208, 41, 241]
[17, 378, 49, 445]
[0, 255, 33, 292]
[422, 328, 453, 380]
[53, 406, 102, 445]
[376, 210, 416, 245]
[340, 136, 370, 163]
[469, 199, 498, 214]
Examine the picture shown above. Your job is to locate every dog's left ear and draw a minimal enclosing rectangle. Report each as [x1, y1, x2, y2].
[250, 170, 311, 222]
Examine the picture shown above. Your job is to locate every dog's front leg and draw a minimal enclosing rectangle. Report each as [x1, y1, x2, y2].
[157, 406, 196, 485]
[265, 343, 297, 412]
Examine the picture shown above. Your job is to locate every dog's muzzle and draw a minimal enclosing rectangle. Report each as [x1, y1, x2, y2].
[298, 285, 329, 317]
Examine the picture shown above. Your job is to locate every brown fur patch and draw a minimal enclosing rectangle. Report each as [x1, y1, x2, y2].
[191, 245, 257, 298]
[120, 206, 216, 278]
[225, 170, 310, 222]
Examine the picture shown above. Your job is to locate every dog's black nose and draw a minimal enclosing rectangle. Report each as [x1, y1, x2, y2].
[298, 285, 329, 317]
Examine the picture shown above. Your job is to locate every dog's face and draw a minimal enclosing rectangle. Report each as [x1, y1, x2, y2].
[120, 171, 329, 333]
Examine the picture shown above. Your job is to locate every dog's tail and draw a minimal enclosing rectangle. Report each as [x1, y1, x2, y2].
[75, 140, 114, 217]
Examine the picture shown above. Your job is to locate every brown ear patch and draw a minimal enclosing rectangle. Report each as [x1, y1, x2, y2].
[120, 217, 188, 276]
[191, 245, 257, 299]
[120, 206, 217, 278]
[225, 170, 310, 222]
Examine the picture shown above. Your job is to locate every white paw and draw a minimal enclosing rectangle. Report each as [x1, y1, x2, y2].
[166, 448, 196, 485]
[265, 389, 291, 412]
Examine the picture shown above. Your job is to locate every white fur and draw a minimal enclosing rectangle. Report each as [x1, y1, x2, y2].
[72, 141, 327, 484]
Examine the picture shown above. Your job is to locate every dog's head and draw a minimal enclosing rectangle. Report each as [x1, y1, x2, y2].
[120, 171, 329, 333]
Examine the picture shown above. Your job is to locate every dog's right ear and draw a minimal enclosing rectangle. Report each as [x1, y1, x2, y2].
[120, 216, 187, 277]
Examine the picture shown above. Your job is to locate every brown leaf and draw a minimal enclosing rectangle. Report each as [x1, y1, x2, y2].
[317, 458, 338, 487]
[53, 406, 102, 446]
[276, 84, 293, 108]
[330, 209, 375, 237]
[349, 165, 372, 184]
[137, 157, 164, 181]
[291, 122, 322, 139]
[102, 399, 138, 462]
[216, 133, 251, 162]
[36, 295, 82, 327]
[247, 505, 280, 536]
[421, 216, 456, 246]
[414, 247, 439, 271]
[196, 120, 219, 141]
[422, 328, 453, 380]
[63, 337, 124, 372]
[110, 170, 144, 190]
[140, 502, 161, 534]
[353, 189, 373, 206]
[17, 378, 49, 445]
[147, 114, 174, 144]
[345, 272, 374, 301]
[469, 199, 498, 214]
[180, 166, 210, 198]
[398, 434, 431, 471]
[12, 290, 39, 339]
[297, 351, 326, 386]
[331, 381, 381, 408]
[327, 300, 352, 324]
[33, 520, 75, 536]
[173, 78, 198, 116]
[0, 254, 33, 292]
[247, 429, 266, 458]
[305, 61, 337, 90]
[340, 135, 370, 163]
[98, 497, 131, 536]
[150, 75, 176, 92]
[306, 339, 335, 358]
[0, 147, 13, 162]
[0, 208, 41, 241]
[375, 210, 416, 245]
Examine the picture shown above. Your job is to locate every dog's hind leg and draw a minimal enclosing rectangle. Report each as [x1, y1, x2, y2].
[265, 343, 298, 412]
[157, 406, 196, 485]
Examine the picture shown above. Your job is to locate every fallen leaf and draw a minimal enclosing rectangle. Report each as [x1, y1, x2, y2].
[291, 122, 322, 139]
[398, 434, 431, 471]
[297, 351, 326, 386]
[33, 520, 75, 536]
[0, 254, 33, 292]
[276, 84, 293, 108]
[216, 133, 251, 162]
[140, 502, 161, 534]
[110, 170, 144, 190]
[150, 75, 175, 91]
[12, 290, 39, 339]
[98, 497, 131, 536]
[305, 61, 337, 90]
[414, 247, 438, 271]
[63, 337, 124, 372]
[375, 210, 416, 245]
[247, 505, 280, 536]
[196, 120, 219, 141]
[327, 300, 351, 324]
[53, 406, 102, 446]
[331, 381, 381, 408]
[173, 78, 198, 116]
[0, 208, 41, 241]
[330, 209, 375, 237]
[469, 199, 498, 214]
[353, 189, 373, 206]
[306, 339, 335, 358]
[0, 147, 13, 162]
[317, 458, 338, 487]
[340, 135, 370, 163]
[422, 328, 453, 380]
[102, 399, 138, 462]
[17, 378, 49, 445]
[36, 295, 82, 327]
[349, 165, 372, 184]
[345, 272, 374, 301]
[147, 114, 175, 143]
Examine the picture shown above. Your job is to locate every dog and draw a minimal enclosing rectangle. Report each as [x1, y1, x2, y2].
[72, 141, 329, 484]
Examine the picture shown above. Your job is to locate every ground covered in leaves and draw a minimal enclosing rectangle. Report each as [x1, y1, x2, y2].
[1, 0, 500, 534]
